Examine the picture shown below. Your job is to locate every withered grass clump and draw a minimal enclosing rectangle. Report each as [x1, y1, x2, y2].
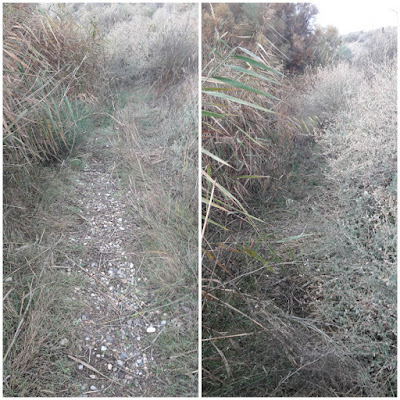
[152, 22, 198, 94]
[3, 4, 103, 175]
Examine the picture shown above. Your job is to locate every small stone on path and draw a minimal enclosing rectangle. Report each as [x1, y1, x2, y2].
[106, 334, 113, 342]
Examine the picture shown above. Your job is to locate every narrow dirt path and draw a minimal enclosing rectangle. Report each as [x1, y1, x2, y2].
[61, 129, 162, 396]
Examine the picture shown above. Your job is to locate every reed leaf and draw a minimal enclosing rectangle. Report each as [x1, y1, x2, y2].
[212, 76, 280, 100]
[234, 54, 285, 76]
[203, 90, 275, 114]
[227, 65, 281, 85]
[201, 148, 235, 169]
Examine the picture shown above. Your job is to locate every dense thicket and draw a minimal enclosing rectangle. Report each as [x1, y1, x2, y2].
[203, 3, 341, 71]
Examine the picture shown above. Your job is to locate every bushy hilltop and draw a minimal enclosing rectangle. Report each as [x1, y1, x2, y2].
[340, 26, 397, 64]
[202, 3, 342, 72]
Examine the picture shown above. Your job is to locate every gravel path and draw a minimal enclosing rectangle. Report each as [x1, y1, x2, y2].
[62, 135, 164, 396]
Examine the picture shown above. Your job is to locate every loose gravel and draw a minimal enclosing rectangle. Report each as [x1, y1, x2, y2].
[61, 136, 168, 396]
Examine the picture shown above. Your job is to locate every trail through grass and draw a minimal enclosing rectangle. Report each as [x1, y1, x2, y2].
[3, 4, 198, 396]
[4, 91, 197, 396]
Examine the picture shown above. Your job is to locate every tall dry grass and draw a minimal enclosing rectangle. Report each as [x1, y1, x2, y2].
[201, 27, 318, 397]
[201, 34, 301, 239]
[3, 4, 104, 175]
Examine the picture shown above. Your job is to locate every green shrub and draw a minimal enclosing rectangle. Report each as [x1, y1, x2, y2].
[335, 44, 353, 61]
[295, 62, 363, 123]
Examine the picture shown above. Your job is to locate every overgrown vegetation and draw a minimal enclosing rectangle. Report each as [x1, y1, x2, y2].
[3, 3, 198, 397]
[202, 4, 396, 397]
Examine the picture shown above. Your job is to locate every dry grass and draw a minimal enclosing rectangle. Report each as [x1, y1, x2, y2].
[114, 76, 198, 396]
[201, 40, 301, 278]
[295, 62, 364, 124]
[65, 3, 198, 89]
[201, 28, 313, 398]
[346, 26, 397, 67]
[3, 162, 92, 397]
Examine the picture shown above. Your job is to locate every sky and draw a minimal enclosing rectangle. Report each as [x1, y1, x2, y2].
[313, 1, 399, 34]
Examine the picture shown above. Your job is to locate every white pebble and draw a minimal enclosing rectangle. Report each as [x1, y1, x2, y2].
[147, 326, 156, 333]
